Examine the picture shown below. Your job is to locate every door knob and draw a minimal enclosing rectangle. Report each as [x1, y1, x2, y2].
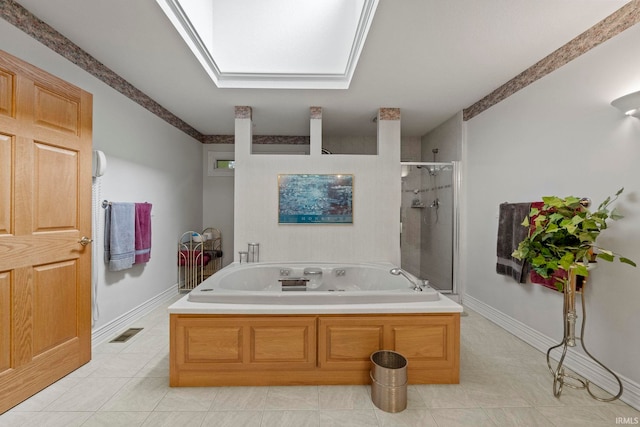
[78, 236, 93, 246]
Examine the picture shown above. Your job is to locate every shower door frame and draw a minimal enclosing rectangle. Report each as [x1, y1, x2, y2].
[400, 161, 460, 297]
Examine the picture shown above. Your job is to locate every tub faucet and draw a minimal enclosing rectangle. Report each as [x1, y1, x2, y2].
[389, 268, 425, 292]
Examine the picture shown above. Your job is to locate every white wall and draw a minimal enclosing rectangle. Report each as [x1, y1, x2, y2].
[418, 113, 464, 291]
[421, 112, 463, 163]
[0, 19, 204, 332]
[323, 136, 377, 154]
[202, 145, 235, 268]
[234, 113, 401, 264]
[463, 22, 640, 397]
[204, 137, 416, 267]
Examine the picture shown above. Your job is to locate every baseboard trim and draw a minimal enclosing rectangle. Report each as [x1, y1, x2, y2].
[463, 293, 640, 411]
[91, 284, 179, 348]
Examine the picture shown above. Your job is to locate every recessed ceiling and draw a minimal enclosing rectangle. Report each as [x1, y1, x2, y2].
[5, 0, 632, 137]
[156, 0, 379, 89]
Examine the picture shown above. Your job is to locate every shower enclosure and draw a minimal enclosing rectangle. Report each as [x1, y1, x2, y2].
[400, 162, 460, 296]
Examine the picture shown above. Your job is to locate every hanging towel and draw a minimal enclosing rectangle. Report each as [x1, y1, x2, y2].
[134, 202, 152, 264]
[530, 270, 567, 291]
[496, 202, 531, 283]
[104, 202, 136, 271]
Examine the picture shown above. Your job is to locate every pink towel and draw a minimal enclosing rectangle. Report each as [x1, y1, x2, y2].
[134, 203, 152, 264]
[178, 250, 211, 266]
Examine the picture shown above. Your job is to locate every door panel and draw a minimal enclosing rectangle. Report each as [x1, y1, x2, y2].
[0, 271, 10, 372]
[34, 142, 78, 231]
[0, 68, 13, 117]
[33, 84, 80, 135]
[33, 261, 78, 355]
[0, 134, 12, 235]
[0, 49, 92, 414]
[11, 266, 32, 368]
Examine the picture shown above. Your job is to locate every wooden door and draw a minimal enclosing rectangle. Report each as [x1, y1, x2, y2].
[0, 50, 93, 413]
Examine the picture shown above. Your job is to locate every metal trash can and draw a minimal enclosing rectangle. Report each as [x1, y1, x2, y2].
[370, 350, 408, 413]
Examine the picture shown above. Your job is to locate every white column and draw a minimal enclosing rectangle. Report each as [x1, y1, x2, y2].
[234, 106, 252, 262]
[310, 106, 322, 156]
[377, 107, 402, 266]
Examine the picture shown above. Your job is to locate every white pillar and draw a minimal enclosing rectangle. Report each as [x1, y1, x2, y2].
[377, 107, 402, 265]
[234, 106, 252, 158]
[310, 106, 322, 156]
[377, 107, 401, 159]
[234, 106, 252, 262]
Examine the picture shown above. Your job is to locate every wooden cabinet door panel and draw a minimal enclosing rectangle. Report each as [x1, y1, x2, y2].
[250, 317, 316, 369]
[390, 314, 459, 370]
[172, 315, 316, 372]
[318, 317, 384, 369]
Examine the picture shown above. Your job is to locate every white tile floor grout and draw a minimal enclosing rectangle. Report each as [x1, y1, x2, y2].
[1, 296, 638, 426]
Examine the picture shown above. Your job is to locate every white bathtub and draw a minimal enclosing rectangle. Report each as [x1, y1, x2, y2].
[168, 262, 462, 387]
[174, 262, 462, 314]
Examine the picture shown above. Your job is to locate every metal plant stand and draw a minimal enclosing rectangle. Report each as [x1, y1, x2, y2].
[546, 269, 623, 402]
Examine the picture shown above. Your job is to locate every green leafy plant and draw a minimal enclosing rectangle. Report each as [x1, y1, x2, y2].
[512, 188, 636, 291]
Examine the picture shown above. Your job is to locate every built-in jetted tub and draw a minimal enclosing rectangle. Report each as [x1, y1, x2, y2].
[169, 262, 462, 387]
[187, 262, 440, 305]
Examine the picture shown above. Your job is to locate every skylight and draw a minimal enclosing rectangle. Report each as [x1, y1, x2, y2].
[156, 0, 378, 89]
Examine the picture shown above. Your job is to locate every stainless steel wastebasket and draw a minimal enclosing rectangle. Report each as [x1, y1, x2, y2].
[370, 350, 408, 413]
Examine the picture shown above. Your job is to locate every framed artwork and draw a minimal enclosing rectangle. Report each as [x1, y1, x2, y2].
[278, 174, 353, 224]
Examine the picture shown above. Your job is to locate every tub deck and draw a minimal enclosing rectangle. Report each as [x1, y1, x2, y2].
[169, 295, 461, 387]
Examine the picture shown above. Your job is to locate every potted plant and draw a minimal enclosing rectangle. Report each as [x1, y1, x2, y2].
[512, 188, 635, 291]
[511, 188, 635, 401]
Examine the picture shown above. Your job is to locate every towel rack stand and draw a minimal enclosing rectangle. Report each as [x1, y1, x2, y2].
[177, 231, 206, 293]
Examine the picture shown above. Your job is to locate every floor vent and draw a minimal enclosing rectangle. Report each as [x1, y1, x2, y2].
[110, 327, 143, 343]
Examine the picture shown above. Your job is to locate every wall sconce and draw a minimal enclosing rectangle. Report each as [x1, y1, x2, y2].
[611, 90, 640, 118]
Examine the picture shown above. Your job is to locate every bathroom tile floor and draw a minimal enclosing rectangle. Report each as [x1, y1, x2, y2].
[1, 295, 638, 426]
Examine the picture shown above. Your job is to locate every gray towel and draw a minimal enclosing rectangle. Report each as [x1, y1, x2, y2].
[496, 202, 531, 283]
[104, 202, 136, 271]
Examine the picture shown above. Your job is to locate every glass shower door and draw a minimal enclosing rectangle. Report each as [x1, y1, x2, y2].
[400, 162, 459, 294]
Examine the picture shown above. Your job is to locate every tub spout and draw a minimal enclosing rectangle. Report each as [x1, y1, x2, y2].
[389, 268, 424, 292]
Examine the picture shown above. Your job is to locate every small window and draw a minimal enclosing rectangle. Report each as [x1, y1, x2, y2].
[216, 160, 235, 169]
[208, 151, 235, 176]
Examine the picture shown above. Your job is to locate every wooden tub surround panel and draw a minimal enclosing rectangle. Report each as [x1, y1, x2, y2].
[170, 313, 460, 387]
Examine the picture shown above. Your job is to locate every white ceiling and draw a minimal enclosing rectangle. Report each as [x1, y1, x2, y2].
[13, 0, 630, 137]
